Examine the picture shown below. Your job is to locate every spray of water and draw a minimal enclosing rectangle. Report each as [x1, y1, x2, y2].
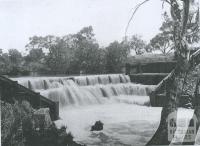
[12, 74, 161, 145]
[14, 74, 155, 107]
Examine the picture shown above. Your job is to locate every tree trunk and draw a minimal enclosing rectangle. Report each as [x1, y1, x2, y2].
[147, 64, 200, 145]
[147, 0, 200, 145]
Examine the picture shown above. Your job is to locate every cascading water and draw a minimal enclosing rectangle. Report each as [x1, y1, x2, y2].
[12, 74, 163, 145]
[14, 74, 155, 107]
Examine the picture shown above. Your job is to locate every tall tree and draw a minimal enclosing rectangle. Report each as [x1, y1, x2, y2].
[46, 37, 72, 74]
[105, 41, 129, 73]
[24, 48, 46, 73]
[150, 10, 200, 55]
[70, 26, 102, 74]
[150, 32, 173, 54]
[127, 35, 147, 55]
[8, 49, 23, 75]
[0, 51, 11, 75]
[8, 49, 22, 65]
[147, 0, 200, 145]
[150, 12, 174, 54]
[26, 35, 73, 74]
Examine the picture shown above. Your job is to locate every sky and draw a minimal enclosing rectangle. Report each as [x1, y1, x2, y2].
[0, 0, 169, 52]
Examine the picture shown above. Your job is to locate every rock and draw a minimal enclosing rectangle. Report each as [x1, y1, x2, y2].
[91, 120, 103, 131]
[54, 119, 66, 128]
[33, 108, 52, 130]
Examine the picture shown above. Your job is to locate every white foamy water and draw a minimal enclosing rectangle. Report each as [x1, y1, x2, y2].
[12, 74, 163, 145]
[58, 104, 162, 146]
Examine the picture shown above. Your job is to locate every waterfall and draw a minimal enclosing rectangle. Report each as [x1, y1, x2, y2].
[11, 74, 163, 145]
[12, 74, 155, 107]
[11, 74, 196, 145]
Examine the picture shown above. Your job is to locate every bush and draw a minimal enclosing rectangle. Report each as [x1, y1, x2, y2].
[25, 124, 77, 146]
[1, 100, 85, 146]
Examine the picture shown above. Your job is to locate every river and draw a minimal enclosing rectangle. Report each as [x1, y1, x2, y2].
[12, 74, 199, 145]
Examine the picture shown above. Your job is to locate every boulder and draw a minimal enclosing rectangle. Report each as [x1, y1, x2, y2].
[91, 120, 103, 131]
[33, 108, 52, 130]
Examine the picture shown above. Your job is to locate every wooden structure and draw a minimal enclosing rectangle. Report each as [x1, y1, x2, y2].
[0, 75, 59, 121]
[126, 61, 176, 85]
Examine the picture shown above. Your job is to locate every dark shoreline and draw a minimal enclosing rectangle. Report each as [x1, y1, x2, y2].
[1, 100, 85, 146]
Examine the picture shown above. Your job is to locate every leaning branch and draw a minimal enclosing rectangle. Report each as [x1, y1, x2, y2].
[125, 0, 173, 38]
[125, 0, 150, 37]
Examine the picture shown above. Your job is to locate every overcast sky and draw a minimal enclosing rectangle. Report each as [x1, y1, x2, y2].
[0, 0, 169, 52]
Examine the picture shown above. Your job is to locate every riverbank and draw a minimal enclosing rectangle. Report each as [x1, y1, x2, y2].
[1, 100, 84, 146]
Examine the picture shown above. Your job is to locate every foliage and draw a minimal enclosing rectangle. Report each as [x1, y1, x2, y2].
[127, 35, 147, 55]
[69, 26, 104, 74]
[0, 51, 11, 74]
[147, 0, 200, 145]
[24, 48, 47, 73]
[1, 100, 84, 146]
[25, 124, 84, 146]
[150, 33, 173, 55]
[46, 38, 72, 74]
[0, 49, 28, 75]
[105, 41, 129, 73]
[0, 26, 149, 75]
[1, 101, 34, 146]
[150, 9, 200, 55]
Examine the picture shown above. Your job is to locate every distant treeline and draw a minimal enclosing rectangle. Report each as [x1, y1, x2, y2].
[0, 26, 150, 76]
[0, 21, 199, 76]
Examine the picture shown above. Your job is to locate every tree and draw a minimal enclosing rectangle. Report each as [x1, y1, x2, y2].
[150, 12, 174, 55]
[8, 49, 22, 65]
[26, 35, 73, 74]
[26, 48, 45, 62]
[0, 51, 11, 75]
[70, 26, 103, 74]
[0, 48, 2, 55]
[24, 48, 47, 73]
[0, 49, 27, 76]
[46, 37, 73, 74]
[7, 49, 24, 75]
[147, 0, 200, 145]
[127, 35, 147, 55]
[185, 5, 200, 48]
[152, 12, 175, 54]
[25, 36, 55, 51]
[105, 41, 129, 73]
[25, 26, 105, 74]
[150, 32, 173, 54]
[150, 10, 200, 55]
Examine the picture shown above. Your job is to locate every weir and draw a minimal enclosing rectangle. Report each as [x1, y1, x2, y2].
[8, 74, 199, 145]
[14, 74, 155, 107]
[11, 74, 161, 145]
